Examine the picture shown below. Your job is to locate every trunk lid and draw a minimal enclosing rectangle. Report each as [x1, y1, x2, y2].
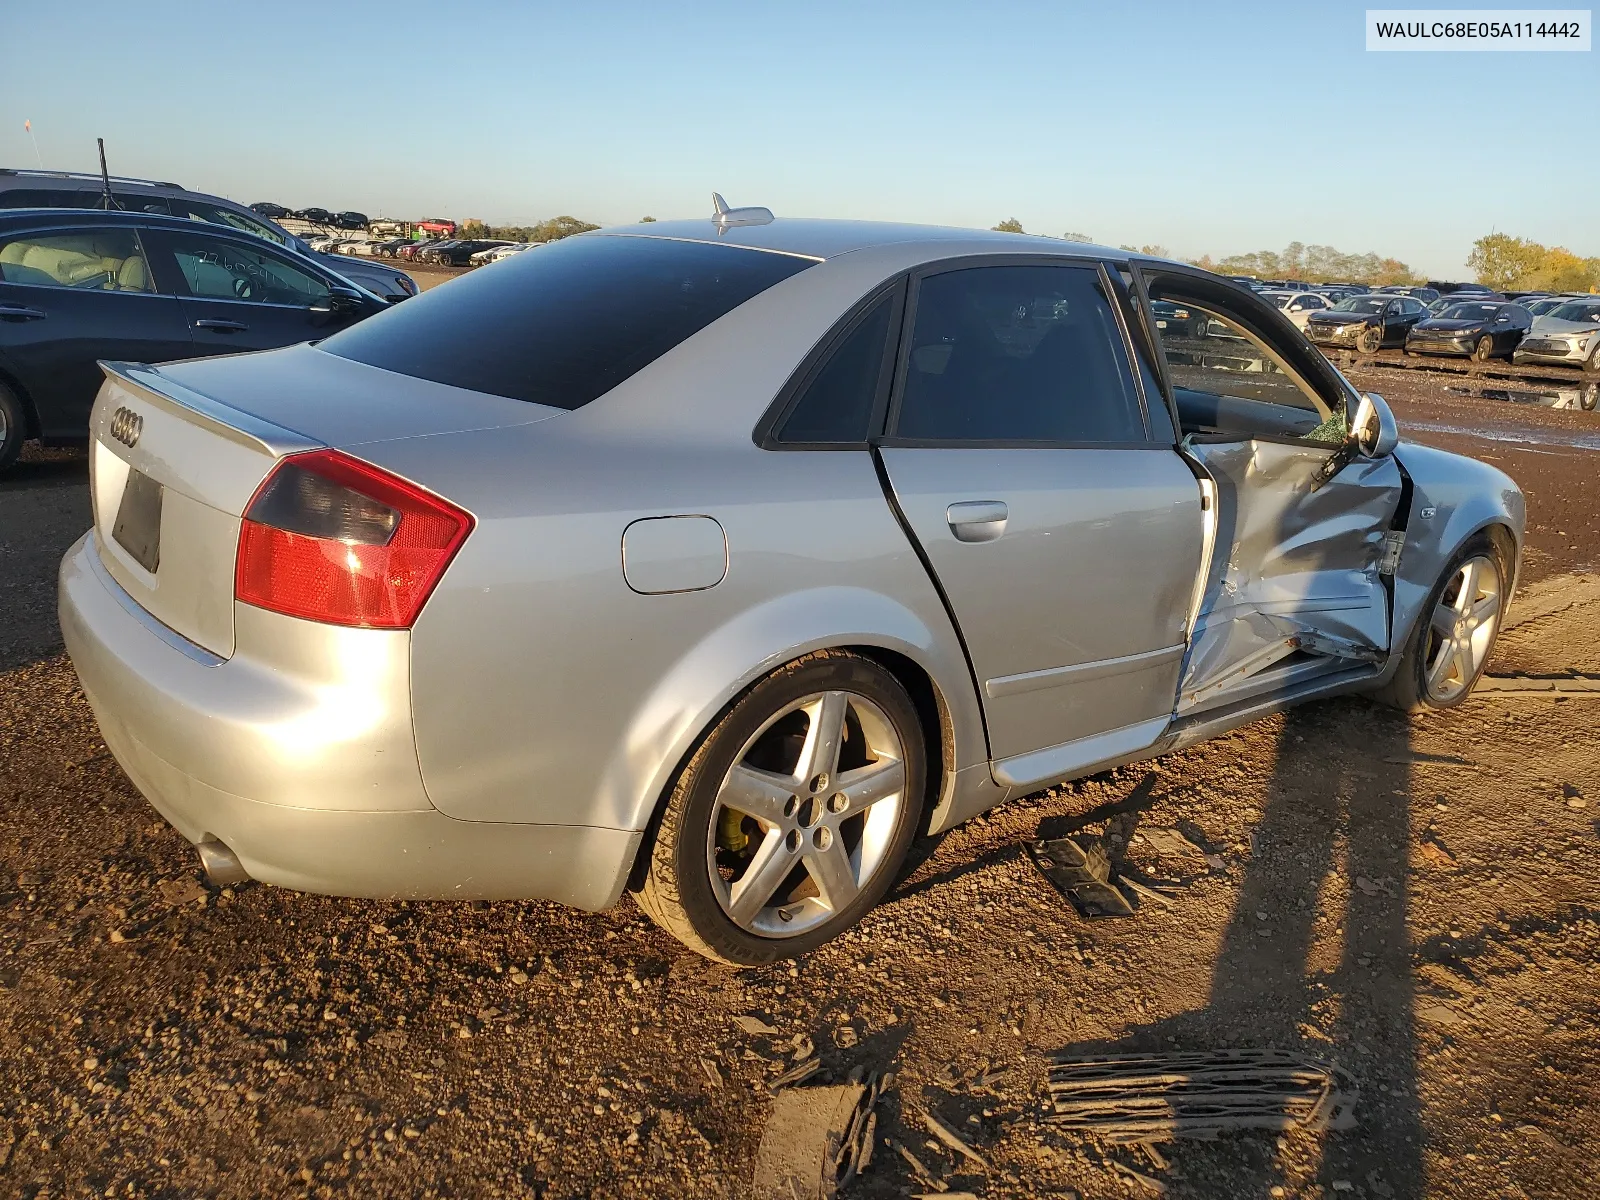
[89, 346, 558, 658]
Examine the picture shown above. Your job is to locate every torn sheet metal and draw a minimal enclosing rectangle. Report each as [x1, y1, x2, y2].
[1046, 1049, 1358, 1143]
[1027, 836, 1135, 917]
[752, 1072, 887, 1200]
[1178, 439, 1403, 712]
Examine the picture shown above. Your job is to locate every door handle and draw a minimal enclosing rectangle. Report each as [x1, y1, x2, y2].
[193, 318, 248, 333]
[946, 500, 1008, 543]
[0, 305, 46, 321]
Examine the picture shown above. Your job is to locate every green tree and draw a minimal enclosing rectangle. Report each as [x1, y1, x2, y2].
[639, 216, 657, 223]
[1062, 231, 1093, 242]
[458, 220, 490, 240]
[1467, 233, 1545, 290]
[992, 218, 1025, 233]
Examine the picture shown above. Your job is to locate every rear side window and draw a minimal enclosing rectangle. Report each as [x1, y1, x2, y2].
[321, 235, 815, 410]
[0, 228, 153, 292]
[774, 292, 897, 445]
[893, 264, 1146, 443]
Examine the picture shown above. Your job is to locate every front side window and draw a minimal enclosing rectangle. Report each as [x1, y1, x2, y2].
[0, 228, 152, 292]
[164, 231, 329, 306]
[322, 235, 814, 409]
[892, 264, 1146, 443]
[1149, 283, 1343, 444]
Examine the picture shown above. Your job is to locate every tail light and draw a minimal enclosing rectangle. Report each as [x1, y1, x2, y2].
[235, 449, 473, 629]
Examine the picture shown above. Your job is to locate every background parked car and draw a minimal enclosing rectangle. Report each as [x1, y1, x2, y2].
[1306, 293, 1427, 352]
[434, 239, 513, 266]
[0, 170, 418, 302]
[295, 207, 333, 224]
[1512, 297, 1600, 373]
[0, 208, 386, 470]
[1375, 285, 1441, 304]
[333, 211, 369, 231]
[248, 201, 290, 220]
[1405, 300, 1531, 361]
[471, 243, 533, 265]
[1427, 290, 1503, 315]
[1260, 289, 1333, 330]
[398, 239, 443, 262]
[1150, 298, 1208, 338]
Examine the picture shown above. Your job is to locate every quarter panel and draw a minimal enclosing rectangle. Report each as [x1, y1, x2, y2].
[398, 426, 983, 832]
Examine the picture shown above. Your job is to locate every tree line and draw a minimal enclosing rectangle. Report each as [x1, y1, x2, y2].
[1466, 234, 1600, 293]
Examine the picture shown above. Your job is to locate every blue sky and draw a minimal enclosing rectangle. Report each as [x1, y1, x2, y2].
[3, 0, 1594, 277]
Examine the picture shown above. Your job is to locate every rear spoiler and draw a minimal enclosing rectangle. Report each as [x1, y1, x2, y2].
[98, 361, 319, 458]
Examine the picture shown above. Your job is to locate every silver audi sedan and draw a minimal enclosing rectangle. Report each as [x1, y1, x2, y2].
[60, 204, 1524, 964]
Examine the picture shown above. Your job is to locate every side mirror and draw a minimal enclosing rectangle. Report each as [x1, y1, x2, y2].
[311, 285, 366, 317]
[1353, 391, 1399, 459]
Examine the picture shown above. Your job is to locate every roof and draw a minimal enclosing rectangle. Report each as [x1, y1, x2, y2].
[595, 216, 1132, 263]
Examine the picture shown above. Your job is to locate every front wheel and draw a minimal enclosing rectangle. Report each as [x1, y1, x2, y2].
[634, 650, 926, 965]
[1373, 538, 1506, 713]
[1358, 325, 1382, 354]
[1584, 345, 1600, 376]
[0, 380, 25, 474]
[1472, 335, 1493, 362]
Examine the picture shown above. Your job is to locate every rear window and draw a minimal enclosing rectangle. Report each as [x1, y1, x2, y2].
[320, 235, 815, 409]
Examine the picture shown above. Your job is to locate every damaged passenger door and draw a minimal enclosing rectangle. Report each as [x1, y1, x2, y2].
[1142, 272, 1404, 716]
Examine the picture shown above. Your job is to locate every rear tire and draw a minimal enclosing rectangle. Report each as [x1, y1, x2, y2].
[0, 380, 26, 474]
[1372, 535, 1507, 714]
[634, 650, 926, 965]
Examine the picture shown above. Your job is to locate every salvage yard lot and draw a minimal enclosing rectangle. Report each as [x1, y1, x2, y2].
[1, 367, 1597, 1199]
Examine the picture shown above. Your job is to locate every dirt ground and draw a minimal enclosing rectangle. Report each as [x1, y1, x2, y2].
[1, 361, 1597, 1200]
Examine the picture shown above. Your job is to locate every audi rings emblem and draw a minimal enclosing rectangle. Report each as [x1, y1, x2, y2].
[110, 406, 143, 449]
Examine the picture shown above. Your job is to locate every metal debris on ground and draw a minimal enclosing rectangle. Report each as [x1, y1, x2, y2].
[752, 1070, 890, 1200]
[768, 1057, 822, 1093]
[1473, 673, 1600, 697]
[1137, 827, 1203, 860]
[1045, 1049, 1357, 1142]
[1027, 836, 1135, 917]
[922, 1111, 991, 1170]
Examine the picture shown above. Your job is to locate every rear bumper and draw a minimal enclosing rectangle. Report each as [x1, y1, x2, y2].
[59, 532, 639, 909]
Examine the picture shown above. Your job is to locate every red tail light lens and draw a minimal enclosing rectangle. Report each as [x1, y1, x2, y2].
[235, 449, 473, 629]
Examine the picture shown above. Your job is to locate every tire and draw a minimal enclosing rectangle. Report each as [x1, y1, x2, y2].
[0, 379, 26, 474]
[1372, 535, 1507, 714]
[634, 650, 927, 965]
[1582, 382, 1599, 412]
[1358, 325, 1382, 354]
[1584, 345, 1600, 376]
[1472, 335, 1493, 362]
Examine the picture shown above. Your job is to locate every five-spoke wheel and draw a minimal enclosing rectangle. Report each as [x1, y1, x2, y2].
[634, 651, 926, 964]
[1422, 554, 1502, 704]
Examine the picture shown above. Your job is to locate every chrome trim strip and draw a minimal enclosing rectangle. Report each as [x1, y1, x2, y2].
[984, 642, 1186, 700]
[992, 715, 1169, 789]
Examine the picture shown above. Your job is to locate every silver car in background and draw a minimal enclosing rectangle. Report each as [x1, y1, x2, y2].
[59, 206, 1523, 964]
[1512, 297, 1600, 372]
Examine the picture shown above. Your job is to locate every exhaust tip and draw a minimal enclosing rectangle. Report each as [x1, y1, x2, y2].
[197, 839, 250, 887]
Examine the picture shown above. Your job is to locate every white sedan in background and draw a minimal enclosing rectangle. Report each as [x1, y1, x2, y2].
[1260, 290, 1333, 331]
[471, 242, 535, 265]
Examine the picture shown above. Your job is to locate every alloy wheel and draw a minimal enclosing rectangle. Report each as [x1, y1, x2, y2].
[1423, 554, 1501, 703]
[1473, 336, 1492, 362]
[706, 690, 907, 937]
